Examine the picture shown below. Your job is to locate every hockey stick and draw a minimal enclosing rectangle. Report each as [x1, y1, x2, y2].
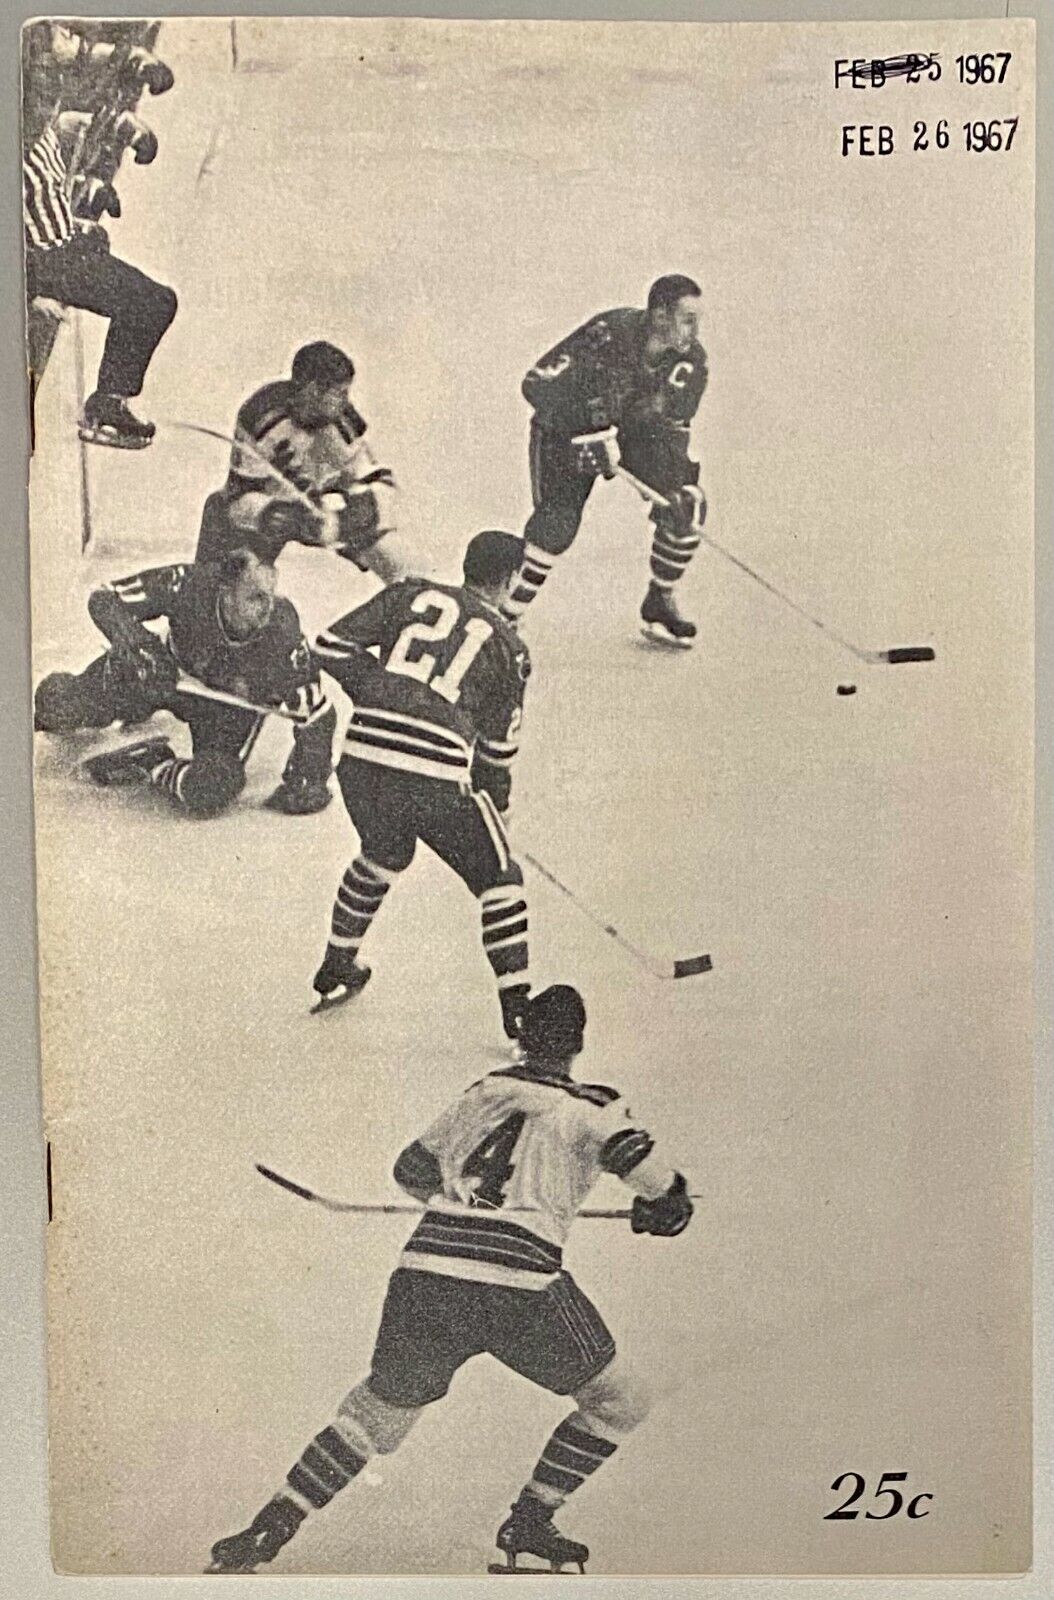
[64, 122, 94, 553]
[521, 848, 711, 980]
[256, 1163, 699, 1220]
[163, 419, 345, 522]
[617, 467, 935, 667]
[72, 312, 93, 552]
[173, 670, 310, 724]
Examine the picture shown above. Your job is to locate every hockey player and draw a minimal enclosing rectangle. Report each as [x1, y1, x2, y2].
[207, 983, 694, 1576]
[195, 341, 407, 580]
[311, 528, 530, 1040]
[33, 549, 335, 818]
[506, 274, 709, 645]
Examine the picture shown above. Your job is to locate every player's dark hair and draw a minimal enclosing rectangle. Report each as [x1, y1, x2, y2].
[463, 529, 522, 589]
[647, 274, 701, 315]
[521, 985, 587, 1061]
[291, 341, 355, 390]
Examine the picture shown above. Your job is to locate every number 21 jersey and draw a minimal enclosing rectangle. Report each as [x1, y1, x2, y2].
[399, 1066, 674, 1290]
[315, 578, 529, 785]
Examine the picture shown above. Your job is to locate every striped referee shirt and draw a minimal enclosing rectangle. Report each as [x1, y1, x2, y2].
[23, 125, 75, 251]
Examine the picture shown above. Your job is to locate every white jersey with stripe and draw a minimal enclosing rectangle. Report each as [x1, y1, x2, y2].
[399, 1066, 675, 1290]
[227, 379, 393, 516]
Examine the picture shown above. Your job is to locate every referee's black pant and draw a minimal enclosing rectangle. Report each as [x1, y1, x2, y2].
[26, 233, 177, 399]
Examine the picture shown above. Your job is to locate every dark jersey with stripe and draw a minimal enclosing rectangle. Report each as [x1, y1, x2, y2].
[522, 307, 708, 438]
[96, 563, 319, 708]
[395, 1065, 675, 1289]
[315, 578, 529, 788]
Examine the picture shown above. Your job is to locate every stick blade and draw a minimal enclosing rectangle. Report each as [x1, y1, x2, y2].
[883, 646, 936, 664]
[672, 953, 713, 979]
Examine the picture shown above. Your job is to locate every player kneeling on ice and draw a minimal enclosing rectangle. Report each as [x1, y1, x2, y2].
[207, 984, 694, 1576]
[195, 340, 409, 581]
[506, 274, 709, 647]
[311, 528, 532, 1040]
[33, 549, 335, 818]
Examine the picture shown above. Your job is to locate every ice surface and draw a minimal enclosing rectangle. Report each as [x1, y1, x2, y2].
[29, 20, 1030, 1575]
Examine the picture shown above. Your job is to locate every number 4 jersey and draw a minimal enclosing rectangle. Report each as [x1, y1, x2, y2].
[397, 1065, 678, 1290]
[315, 578, 530, 806]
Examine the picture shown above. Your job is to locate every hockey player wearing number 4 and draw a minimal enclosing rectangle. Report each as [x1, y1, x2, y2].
[207, 984, 694, 1576]
[312, 530, 532, 1040]
[506, 274, 709, 646]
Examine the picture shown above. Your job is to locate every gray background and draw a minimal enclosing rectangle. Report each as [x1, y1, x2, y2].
[2, 0, 1049, 1595]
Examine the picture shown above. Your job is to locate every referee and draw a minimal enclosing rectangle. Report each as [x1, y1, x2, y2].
[22, 22, 177, 450]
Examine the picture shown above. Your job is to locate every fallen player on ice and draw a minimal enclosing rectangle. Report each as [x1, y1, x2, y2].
[33, 547, 336, 818]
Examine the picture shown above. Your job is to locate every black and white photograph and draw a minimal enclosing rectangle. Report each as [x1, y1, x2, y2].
[22, 13, 1034, 1578]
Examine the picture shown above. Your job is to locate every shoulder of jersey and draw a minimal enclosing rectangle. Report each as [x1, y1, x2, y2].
[595, 307, 645, 341]
[591, 306, 638, 328]
[238, 379, 293, 439]
[488, 1066, 620, 1109]
[180, 561, 218, 601]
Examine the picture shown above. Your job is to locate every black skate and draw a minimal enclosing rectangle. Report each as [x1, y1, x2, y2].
[311, 947, 372, 1014]
[266, 775, 332, 816]
[489, 1490, 589, 1575]
[640, 583, 696, 649]
[79, 393, 156, 450]
[499, 984, 530, 1046]
[83, 737, 173, 786]
[206, 1493, 306, 1574]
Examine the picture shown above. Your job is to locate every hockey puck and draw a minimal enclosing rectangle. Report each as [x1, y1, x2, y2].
[836, 684, 857, 696]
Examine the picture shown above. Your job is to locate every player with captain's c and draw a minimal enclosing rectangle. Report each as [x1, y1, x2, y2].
[505, 273, 709, 646]
[206, 983, 694, 1577]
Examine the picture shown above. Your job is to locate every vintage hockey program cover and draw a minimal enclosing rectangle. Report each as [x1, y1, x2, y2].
[22, 13, 1034, 1579]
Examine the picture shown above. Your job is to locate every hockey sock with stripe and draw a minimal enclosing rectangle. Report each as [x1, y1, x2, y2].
[649, 522, 701, 590]
[525, 1414, 618, 1509]
[328, 855, 393, 960]
[480, 884, 529, 991]
[149, 753, 189, 802]
[281, 1420, 369, 1516]
[502, 544, 555, 622]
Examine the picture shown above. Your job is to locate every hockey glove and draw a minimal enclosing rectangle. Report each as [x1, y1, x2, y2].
[630, 1172, 693, 1237]
[123, 48, 175, 96]
[572, 425, 621, 480]
[110, 634, 178, 694]
[257, 498, 326, 555]
[113, 112, 158, 165]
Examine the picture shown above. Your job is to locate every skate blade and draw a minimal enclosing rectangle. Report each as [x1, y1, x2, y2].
[78, 424, 153, 451]
[639, 623, 694, 650]
[487, 1560, 586, 1576]
[309, 979, 370, 1015]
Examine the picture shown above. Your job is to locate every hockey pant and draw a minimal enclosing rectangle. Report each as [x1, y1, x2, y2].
[26, 233, 176, 400]
[507, 417, 703, 617]
[324, 756, 528, 992]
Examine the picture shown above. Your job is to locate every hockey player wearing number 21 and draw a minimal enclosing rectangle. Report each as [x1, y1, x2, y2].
[312, 530, 532, 1040]
[208, 984, 694, 1576]
[505, 273, 709, 646]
